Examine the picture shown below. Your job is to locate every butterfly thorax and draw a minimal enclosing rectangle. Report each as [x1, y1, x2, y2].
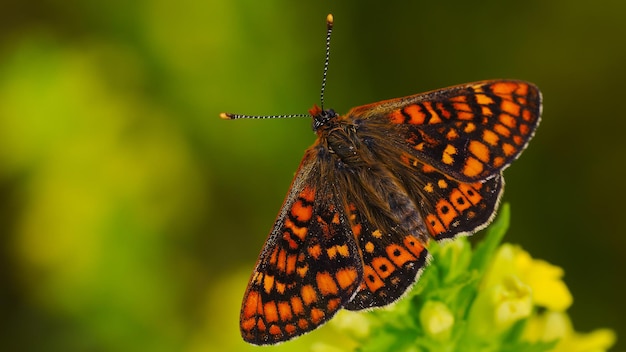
[309, 105, 371, 169]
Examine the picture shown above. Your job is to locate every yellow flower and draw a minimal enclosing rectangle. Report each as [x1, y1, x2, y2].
[482, 244, 572, 312]
[492, 275, 533, 327]
[468, 273, 533, 337]
[523, 311, 616, 352]
[513, 248, 573, 311]
[419, 300, 454, 339]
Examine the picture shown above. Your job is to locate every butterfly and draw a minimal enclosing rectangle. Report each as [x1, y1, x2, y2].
[221, 14, 542, 345]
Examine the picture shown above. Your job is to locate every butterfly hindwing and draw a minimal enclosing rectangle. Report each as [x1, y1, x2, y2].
[343, 206, 429, 310]
[326, 160, 431, 310]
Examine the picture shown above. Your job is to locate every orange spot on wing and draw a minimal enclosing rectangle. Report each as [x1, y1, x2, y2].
[300, 186, 315, 203]
[499, 112, 517, 128]
[327, 298, 342, 312]
[297, 265, 308, 278]
[316, 271, 339, 295]
[386, 244, 417, 267]
[291, 296, 304, 315]
[257, 319, 266, 332]
[363, 265, 385, 292]
[469, 140, 490, 163]
[291, 200, 313, 222]
[403, 235, 425, 257]
[404, 104, 426, 125]
[450, 188, 471, 212]
[268, 324, 282, 337]
[426, 214, 446, 235]
[502, 143, 516, 156]
[458, 111, 474, 120]
[493, 123, 511, 137]
[277, 249, 287, 272]
[476, 93, 495, 105]
[297, 318, 309, 329]
[446, 128, 459, 140]
[464, 122, 476, 133]
[453, 102, 471, 112]
[310, 308, 325, 324]
[275, 281, 286, 294]
[242, 290, 260, 319]
[308, 244, 322, 259]
[459, 183, 483, 205]
[389, 110, 404, 124]
[264, 301, 279, 323]
[278, 301, 293, 321]
[519, 123, 530, 135]
[522, 109, 533, 122]
[263, 274, 275, 294]
[335, 268, 358, 289]
[450, 95, 468, 103]
[516, 83, 529, 96]
[442, 144, 457, 165]
[422, 164, 436, 173]
[436, 199, 459, 227]
[301, 285, 317, 305]
[482, 129, 500, 146]
[284, 324, 297, 335]
[492, 82, 518, 95]
[241, 317, 256, 331]
[463, 156, 484, 178]
[286, 254, 297, 275]
[372, 257, 396, 279]
[501, 100, 521, 117]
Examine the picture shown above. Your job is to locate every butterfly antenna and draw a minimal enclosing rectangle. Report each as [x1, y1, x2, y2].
[319, 14, 334, 111]
[220, 14, 335, 120]
[219, 112, 309, 120]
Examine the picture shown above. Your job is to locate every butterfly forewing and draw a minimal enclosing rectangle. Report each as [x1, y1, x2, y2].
[348, 80, 541, 183]
[240, 149, 363, 345]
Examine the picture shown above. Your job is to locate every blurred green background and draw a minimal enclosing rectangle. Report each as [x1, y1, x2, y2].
[1, 0, 624, 351]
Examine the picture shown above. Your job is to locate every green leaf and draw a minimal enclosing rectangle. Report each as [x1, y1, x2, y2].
[469, 202, 511, 273]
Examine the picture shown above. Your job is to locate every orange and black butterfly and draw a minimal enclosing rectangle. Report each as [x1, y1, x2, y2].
[221, 14, 541, 345]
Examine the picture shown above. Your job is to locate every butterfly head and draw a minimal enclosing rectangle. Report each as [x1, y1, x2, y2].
[309, 104, 337, 131]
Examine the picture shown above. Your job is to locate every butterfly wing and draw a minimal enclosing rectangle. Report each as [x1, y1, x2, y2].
[240, 148, 363, 345]
[347, 80, 540, 240]
[342, 221, 429, 310]
[339, 171, 430, 310]
[349, 80, 541, 182]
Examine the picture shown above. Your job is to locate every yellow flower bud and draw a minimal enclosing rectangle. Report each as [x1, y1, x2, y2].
[419, 301, 455, 339]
